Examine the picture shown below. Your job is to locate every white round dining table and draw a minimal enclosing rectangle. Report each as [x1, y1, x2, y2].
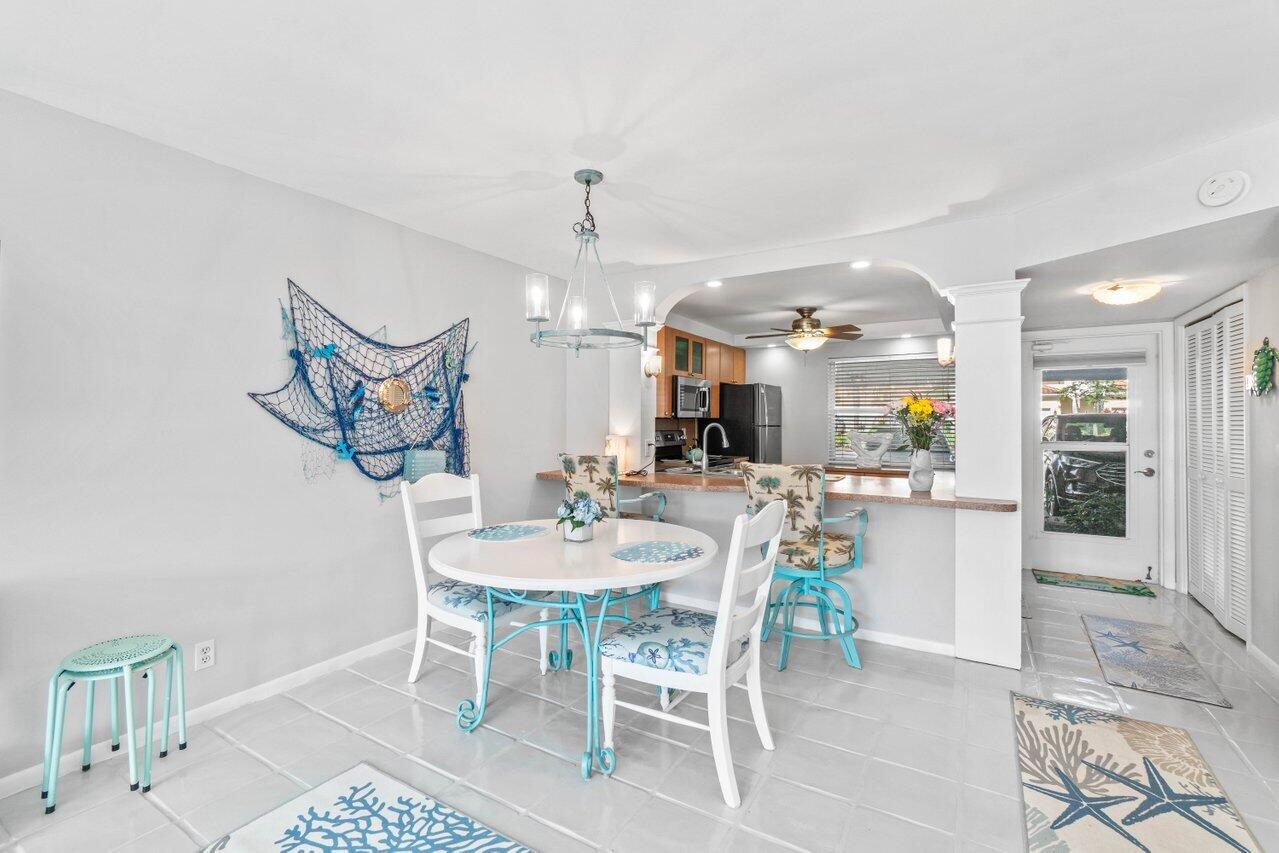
[428, 517, 717, 779]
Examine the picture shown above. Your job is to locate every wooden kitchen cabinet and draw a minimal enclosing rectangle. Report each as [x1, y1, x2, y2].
[654, 325, 746, 418]
[706, 340, 722, 417]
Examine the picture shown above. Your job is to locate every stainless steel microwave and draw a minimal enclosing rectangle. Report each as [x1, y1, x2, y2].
[673, 376, 710, 418]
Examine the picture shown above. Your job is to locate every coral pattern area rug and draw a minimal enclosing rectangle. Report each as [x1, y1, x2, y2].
[1032, 569, 1156, 598]
[1013, 694, 1259, 852]
[209, 763, 531, 851]
[1083, 615, 1231, 707]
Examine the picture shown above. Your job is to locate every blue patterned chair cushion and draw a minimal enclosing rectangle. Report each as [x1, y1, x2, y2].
[599, 607, 748, 674]
[427, 580, 543, 621]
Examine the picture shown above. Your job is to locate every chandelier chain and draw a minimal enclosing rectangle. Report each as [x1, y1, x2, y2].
[573, 179, 597, 234]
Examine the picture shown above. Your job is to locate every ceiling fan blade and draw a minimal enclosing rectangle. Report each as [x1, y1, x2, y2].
[826, 332, 864, 342]
[822, 323, 862, 333]
[744, 332, 792, 339]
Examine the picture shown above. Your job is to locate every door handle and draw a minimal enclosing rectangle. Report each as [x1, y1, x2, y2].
[1132, 467, 1156, 477]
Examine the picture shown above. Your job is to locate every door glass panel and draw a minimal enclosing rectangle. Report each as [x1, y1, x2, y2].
[692, 340, 704, 374]
[1040, 367, 1129, 537]
[674, 336, 689, 371]
[1043, 449, 1128, 536]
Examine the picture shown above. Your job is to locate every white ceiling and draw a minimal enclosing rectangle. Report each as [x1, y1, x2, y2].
[2, 2, 1279, 276]
[671, 262, 942, 340]
[1020, 207, 1279, 330]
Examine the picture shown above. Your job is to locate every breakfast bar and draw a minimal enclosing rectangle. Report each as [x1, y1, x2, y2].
[537, 468, 1017, 657]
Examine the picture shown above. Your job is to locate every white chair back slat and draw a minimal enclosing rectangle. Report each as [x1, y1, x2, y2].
[709, 501, 785, 670]
[418, 512, 479, 538]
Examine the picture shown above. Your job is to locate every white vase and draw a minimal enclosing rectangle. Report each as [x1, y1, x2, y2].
[563, 521, 594, 542]
[907, 448, 935, 492]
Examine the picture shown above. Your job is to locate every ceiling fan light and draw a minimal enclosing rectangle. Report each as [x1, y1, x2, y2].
[1091, 280, 1162, 306]
[786, 332, 827, 352]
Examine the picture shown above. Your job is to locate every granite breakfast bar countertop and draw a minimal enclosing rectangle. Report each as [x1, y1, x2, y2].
[535, 469, 1018, 512]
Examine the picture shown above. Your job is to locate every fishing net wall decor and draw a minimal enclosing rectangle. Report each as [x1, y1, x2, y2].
[249, 280, 472, 489]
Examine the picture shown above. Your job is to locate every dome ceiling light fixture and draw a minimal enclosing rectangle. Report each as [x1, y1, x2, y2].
[524, 169, 648, 353]
[1090, 279, 1163, 306]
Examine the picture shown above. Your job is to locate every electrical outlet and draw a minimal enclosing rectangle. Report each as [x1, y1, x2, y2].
[194, 640, 215, 671]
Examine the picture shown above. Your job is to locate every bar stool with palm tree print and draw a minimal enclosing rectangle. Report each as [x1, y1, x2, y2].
[742, 463, 868, 670]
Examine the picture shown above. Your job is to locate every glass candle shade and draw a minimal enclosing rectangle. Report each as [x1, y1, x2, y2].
[633, 280, 656, 327]
[525, 273, 550, 322]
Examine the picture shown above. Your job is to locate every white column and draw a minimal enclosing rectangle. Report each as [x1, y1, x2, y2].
[944, 280, 1028, 668]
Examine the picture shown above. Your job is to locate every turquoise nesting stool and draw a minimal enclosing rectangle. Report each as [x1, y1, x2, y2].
[42, 635, 187, 813]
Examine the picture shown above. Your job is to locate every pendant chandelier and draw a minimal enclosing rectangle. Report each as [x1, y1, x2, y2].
[524, 169, 653, 352]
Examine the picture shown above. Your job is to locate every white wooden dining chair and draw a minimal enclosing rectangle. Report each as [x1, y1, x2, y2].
[599, 500, 786, 807]
[400, 475, 549, 694]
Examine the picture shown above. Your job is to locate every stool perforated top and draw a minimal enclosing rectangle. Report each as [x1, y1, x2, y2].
[59, 635, 173, 673]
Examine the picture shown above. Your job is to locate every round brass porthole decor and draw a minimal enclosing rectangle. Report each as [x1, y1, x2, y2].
[378, 376, 412, 414]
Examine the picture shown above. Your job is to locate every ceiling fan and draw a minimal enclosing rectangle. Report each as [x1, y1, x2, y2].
[744, 307, 862, 351]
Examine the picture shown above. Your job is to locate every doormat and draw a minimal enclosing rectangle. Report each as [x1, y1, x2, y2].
[208, 762, 531, 851]
[1013, 693, 1259, 851]
[1032, 569, 1155, 598]
[1082, 615, 1231, 707]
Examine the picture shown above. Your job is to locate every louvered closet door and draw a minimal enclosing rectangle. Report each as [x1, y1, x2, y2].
[1183, 304, 1248, 639]
[1185, 328, 1203, 600]
[1221, 305, 1249, 637]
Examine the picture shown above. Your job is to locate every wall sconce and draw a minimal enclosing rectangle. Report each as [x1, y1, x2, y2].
[604, 434, 629, 469]
[643, 349, 663, 378]
[937, 336, 955, 368]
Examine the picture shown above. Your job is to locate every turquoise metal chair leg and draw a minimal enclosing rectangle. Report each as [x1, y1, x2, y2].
[814, 578, 862, 668]
[109, 677, 120, 752]
[778, 582, 801, 671]
[42, 672, 58, 799]
[173, 645, 188, 749]
[160, 654, 174, 758]
[141, 670, 155, 792]
[760, 578, 787, 643]
[122, 664, 139, 790]
[45, 677, 72, 813]
[81, 680, 95, 771]
[648, 583, 660, 610]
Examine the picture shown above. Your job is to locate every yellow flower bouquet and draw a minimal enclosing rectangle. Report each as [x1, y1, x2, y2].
[886, 394, 954, 451]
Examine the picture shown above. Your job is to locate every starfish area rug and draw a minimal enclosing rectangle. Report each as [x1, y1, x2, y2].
[1032, 569, 1156, 598]
[1012, 694, 1259, 851]
[1082, 615, 1231, 707]
[208, 762, 531, 851]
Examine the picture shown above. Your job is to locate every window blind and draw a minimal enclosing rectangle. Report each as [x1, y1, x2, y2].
[827, 354, 956, 466]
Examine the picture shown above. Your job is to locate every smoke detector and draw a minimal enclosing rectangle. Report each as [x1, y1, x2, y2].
[1197, 171, 1250, 207]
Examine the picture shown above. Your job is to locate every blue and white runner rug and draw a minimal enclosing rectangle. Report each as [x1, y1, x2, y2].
[1013, 694, 1259, 851]
[208, 763, 531, 851]
[1082, 615, 1231, 707]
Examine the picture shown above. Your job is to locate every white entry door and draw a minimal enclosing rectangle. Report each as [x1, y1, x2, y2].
[1026, 334, 1161, 581]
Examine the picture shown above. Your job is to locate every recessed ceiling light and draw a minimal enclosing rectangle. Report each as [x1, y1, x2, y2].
[900, 333, 912, 339]
[706, 280, 723, 288]
[1091, 280, 1163, 306]
[850, 260, 871, 270]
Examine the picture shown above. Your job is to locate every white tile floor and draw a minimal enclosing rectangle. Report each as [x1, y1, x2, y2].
[5, 572, 1279, 851]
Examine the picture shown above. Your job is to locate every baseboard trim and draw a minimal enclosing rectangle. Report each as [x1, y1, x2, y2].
[0, 629, 414, 799]
[661, 591, 956, 658]
[1248, 643, 1279, 682]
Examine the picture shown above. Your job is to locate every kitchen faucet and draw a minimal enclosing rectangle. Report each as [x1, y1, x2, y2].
[701, 422, 729, 475]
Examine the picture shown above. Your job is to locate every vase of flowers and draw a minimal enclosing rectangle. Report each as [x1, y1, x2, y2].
[557, 495, 606, 542]
[887, 394, 954, 493]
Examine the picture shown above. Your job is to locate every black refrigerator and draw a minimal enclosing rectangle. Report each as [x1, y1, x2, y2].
[719, 383, 782, 463]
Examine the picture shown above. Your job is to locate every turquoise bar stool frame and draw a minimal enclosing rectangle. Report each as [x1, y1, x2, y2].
[742, 464, 869, 670]
[552, 453, 666, 670]
[42, 636, 187, 813]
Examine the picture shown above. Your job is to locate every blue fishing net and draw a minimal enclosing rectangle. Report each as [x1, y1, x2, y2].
[249, 280, 470, 482]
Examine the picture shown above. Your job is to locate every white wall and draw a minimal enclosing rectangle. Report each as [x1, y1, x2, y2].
[744, 336, 948, 465]
[0, 91, 566, 775]
[1245, 266, 1279, 669]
